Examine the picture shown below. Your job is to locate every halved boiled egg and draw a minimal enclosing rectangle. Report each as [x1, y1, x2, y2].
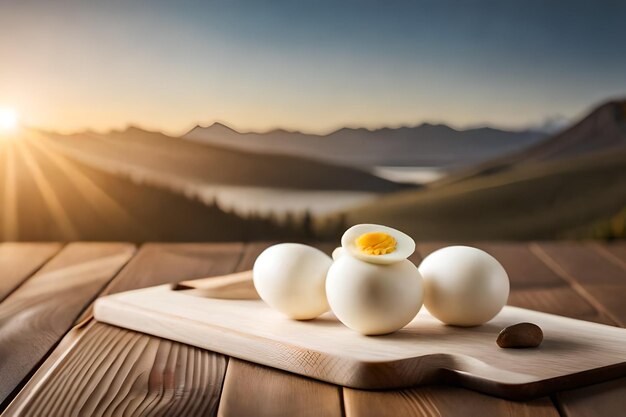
[341, 224, 415, 265]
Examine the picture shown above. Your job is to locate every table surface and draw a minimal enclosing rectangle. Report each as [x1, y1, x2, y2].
[0, 241, 625, 417]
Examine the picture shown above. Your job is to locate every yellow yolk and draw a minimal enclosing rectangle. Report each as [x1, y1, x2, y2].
[355, 232, 397, 255]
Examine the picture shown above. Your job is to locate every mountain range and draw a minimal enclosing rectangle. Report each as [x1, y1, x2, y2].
[339, 99, 626, 240]
[1, 98, 623, 241]
[45, 127, 401, 192]
[184, 122, 544, 168]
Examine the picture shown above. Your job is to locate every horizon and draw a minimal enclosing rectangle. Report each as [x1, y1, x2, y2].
[21, 94, 626, 137]
[2, 1, 626, 135]
[22, 111, 572, 137]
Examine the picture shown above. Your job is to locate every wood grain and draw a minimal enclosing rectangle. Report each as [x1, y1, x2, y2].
[598, 241, 626, 266]
[5, 242, 626, 417]
[345, 242, 567, 417]
[76, 242, 244, 322]
[507, 286, 609, 324]
[173, 270, 258, 299]
[417, 242, 565, 289]
[0, 242, 135, 409]
[344, 386, 560, 417]
[532, 242, 626, 326]
[4, 243, 244, 417]
[234, 241, 278, 272]
[555, 377, 626, 417]
[217, 242, 345, 417]
[417, 243, 612, 324]
[472, 242, 566, 288]
[7, 322, 227, 417]
[416, 243, 625, 414]
[0, 242, 62, 302]
[218, 359, 342, 417]
[98, 242, 244, 295]
[94, 285, 626, 398]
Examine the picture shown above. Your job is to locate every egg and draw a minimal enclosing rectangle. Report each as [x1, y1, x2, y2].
[331, 246, 346, 260]
[253, 243, 332, 320]
[326, 254, 423, 335]
[418, 246, 510, 326]
[341, 224, 415, 265]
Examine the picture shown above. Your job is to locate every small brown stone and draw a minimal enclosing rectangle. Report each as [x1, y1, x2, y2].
[497, 322, 543, 348]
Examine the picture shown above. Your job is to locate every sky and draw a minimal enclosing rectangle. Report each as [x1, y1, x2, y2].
[1, 0, 626, 135]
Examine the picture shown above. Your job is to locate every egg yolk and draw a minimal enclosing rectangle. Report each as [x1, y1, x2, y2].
[355, 232, 397, 255]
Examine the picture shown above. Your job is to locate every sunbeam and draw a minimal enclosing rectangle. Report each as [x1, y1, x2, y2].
[26, 133, 142, 235]
[2, 142, 19, 239]
[15, 138, 79, 240]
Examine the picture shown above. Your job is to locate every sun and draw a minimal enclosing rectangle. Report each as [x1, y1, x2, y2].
[0, 108, 18, 133]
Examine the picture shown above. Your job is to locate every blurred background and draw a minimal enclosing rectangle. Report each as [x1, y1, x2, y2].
[0, 0, 624, 242]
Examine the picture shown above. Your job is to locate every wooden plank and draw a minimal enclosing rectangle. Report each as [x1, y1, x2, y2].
[554, 377, 626, 417]
[418, 242, 571, 288]
[368, 243, 626, 416]
[402, 243, 569, 415]
[532, 242, 626, 326]
[507, 286, 606, 323]
[0, 243, 62, 302]
[7, 241, 623, 417]
[99, 242, 244, 294]
[423, 242, 612, 322]
[0, 242, 135, 409]
[95, 285, 626, 398]
[594, 242, 626, 270]
[76, 242, 244, 322]
[344, 386, 560, 417]
[235, 241, 277, 272]
[215, 241, 344, 417]
[474, 243, 614, 324]
[6, 322, 227, 417]
[4, 243, 243, 417]
[533, 242, 626, 416]
[472, 242, 565, 288]
[417, 243, 610, 323]
[217, 359, 343, 417]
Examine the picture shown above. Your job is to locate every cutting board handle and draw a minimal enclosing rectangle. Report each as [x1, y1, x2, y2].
[171, 270, 258, 299]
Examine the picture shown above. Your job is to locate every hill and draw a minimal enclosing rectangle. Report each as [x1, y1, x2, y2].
[437, 99, 626, 185]
[184, 122, 543, 168]
[0, 132, 308, 241]
[43, 127, 403, 192]
[337, 148, 626, 240]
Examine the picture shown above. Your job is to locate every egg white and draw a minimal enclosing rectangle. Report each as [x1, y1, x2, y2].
[326, 255, 423, 335]
[331, 246, 346, 260]
[418, 246, 510, 326]
[253, 243, 332, 320]
[341, 224, 415, 265]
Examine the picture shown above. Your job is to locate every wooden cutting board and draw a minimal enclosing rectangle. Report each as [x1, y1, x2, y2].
[93, 278, 626, 400]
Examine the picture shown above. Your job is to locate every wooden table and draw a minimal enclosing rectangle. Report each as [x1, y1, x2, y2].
[0, 241, 625, 417]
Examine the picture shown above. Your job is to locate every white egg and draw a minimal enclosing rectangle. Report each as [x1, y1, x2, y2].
[341, 224, 415, 265]
[331, 246, 346, 260]
[418, 246, 510, 326]
[253, 243, 332, 320]
[326, 255, 423, 335]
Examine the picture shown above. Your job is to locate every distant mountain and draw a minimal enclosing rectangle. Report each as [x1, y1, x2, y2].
[43, 127, 403, 193]
[501, 100, 626, 162]
[184, 122, 544, 168]
[438, 99, 626, 184]
[530, 114, 571, 135]
[0, 133, 306, 241]
[335, 99, 626, 240]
